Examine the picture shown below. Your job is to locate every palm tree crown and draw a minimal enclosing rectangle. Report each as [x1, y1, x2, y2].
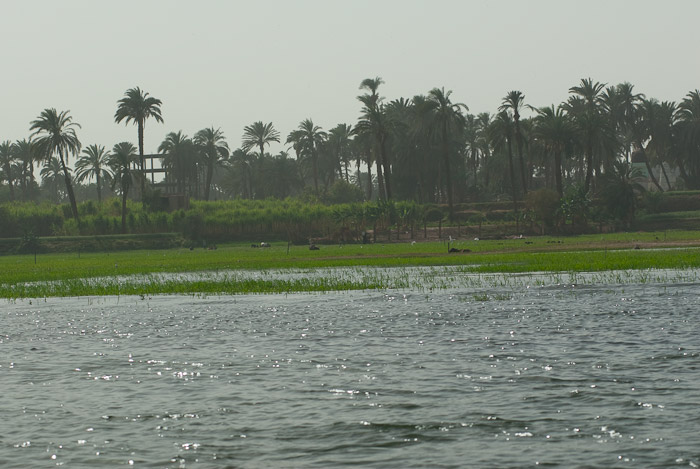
[241, 121, 280, 158]
[76, 144, 112, 203]
[0, 141, 17, 201]
[115, 87, 163, 196]
[195, 127, 229, 201]
[287, 119, 326, 193]
[30, 108, 82, 221]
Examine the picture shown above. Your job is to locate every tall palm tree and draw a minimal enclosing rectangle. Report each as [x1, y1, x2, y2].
[425, 87, 468, 219]
[114, 87, 164, 198]
[565, 78, 607, 192]
[194, 127, 229, 201]
[532, 105, 575, 197]
[12, 139, 39, 200]
[499, 91, 528, 193]
[287, 119, 326, 194]
[488, 110, 519, 216]
[475, 112, 493, 189]
[602, 82, 643, 166]
[0, 141, 16, 201]
[357, 76, 392, 200]
[108, 142, 138, 233]
[241, 121, 280, 159]
[75, 144, 112, 203]
[677, 90, 700, 188]
[30, 108, 82, 222]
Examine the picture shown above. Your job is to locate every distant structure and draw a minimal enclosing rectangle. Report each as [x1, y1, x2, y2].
[142, 154, 189, 211]
[630, 150, 679, 191]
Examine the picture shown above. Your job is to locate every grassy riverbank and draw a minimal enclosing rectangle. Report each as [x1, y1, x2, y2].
[2, 230, 700, 298]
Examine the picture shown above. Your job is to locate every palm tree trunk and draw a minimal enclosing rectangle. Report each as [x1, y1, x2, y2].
[96, 172, 102, 204]
[659, 159, 672, 190]
[515, 124, 528, 193]
[644, 158, 664, 192]
[638, 142, 663, 192]
[58, 149, 80, 224]
[675, 156, 692, 188]
[379, 135, 392, 199]
[376, 159, 385, 201]
[506, 137, 519, 225]
[4, 165, 14, 201]
[366, 157, 373, 200]
[138, 120, 146, 200]
[312, 152, 319, 194]
[204, 160, 214, 201]
[554, 149, 563, 198]
[584, 141, 594, 193]
[121, 190, 128, 234]
[442, 123, 454, 220]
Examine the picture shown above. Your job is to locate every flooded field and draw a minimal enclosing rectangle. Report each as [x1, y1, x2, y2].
[2, 269, 699, 467]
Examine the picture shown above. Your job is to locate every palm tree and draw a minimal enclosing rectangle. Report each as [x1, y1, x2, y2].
[475, 112, 492, 189]
[12, 139, 39, 200]
[30, 108, 82, 222]
[489, 110, 519, 215]
[532, 105, 575, 197]
[328, 123, 353, 181]
[108, 142, 138, 233]
[287, 119, 326, 193]
[357, 76, 392, 200]
[114, 87, 164, 198]
[602, 82, 643, 166]
[565, 78, 607, 192]
[194, 127, 229, 201]
[241, 121, 280, 159]
[632, 98, 665, 191]
[425, 87, 468, 219]
[40, 156, 63, 202]
[0, 141, 16, 201]
[499, 91, 528, 193]
[159, 131, 197, 195]
[646, 100, 679, 189]
[351, 129, 374, 200]
[75, 144, 112, 203]
[677, 90, 700, 188]
[600, 160, 645, 227]
[359, 77, 384, 101]
[227, 149, 255, 198]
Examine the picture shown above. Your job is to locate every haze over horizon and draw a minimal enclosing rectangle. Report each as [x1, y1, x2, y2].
[2, 0, 698, 161]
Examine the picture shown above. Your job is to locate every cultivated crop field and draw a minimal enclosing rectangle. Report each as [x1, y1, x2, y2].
[2, 230, 700, 298]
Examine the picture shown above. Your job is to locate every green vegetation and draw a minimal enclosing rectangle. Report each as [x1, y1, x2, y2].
[3, 82, 700, 300]
[2, 230, 700, 298]
[2, 81, 700, 231]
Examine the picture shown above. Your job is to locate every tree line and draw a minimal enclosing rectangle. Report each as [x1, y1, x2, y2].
[2, 79, 700, 230]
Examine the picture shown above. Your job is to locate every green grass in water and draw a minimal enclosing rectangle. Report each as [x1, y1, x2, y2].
[2, 230, 700, 298]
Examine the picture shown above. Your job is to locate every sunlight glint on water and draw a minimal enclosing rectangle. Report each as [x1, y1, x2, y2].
[2, 275, 699, 467]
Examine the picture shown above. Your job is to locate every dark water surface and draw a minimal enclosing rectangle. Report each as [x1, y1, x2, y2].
[2, 280, 699, 468]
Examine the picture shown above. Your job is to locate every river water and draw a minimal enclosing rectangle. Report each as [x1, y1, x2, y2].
[2, 274, 699, 467]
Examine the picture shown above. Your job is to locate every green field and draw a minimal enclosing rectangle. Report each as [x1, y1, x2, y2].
[2, 230, 700, 298]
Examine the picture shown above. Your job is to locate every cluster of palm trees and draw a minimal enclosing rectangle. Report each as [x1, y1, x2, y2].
[3, 78, 700, 227]
[0, 88, 162, 232]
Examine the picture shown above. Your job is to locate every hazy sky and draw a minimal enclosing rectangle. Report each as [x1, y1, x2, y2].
[2, 0, 699, 161]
